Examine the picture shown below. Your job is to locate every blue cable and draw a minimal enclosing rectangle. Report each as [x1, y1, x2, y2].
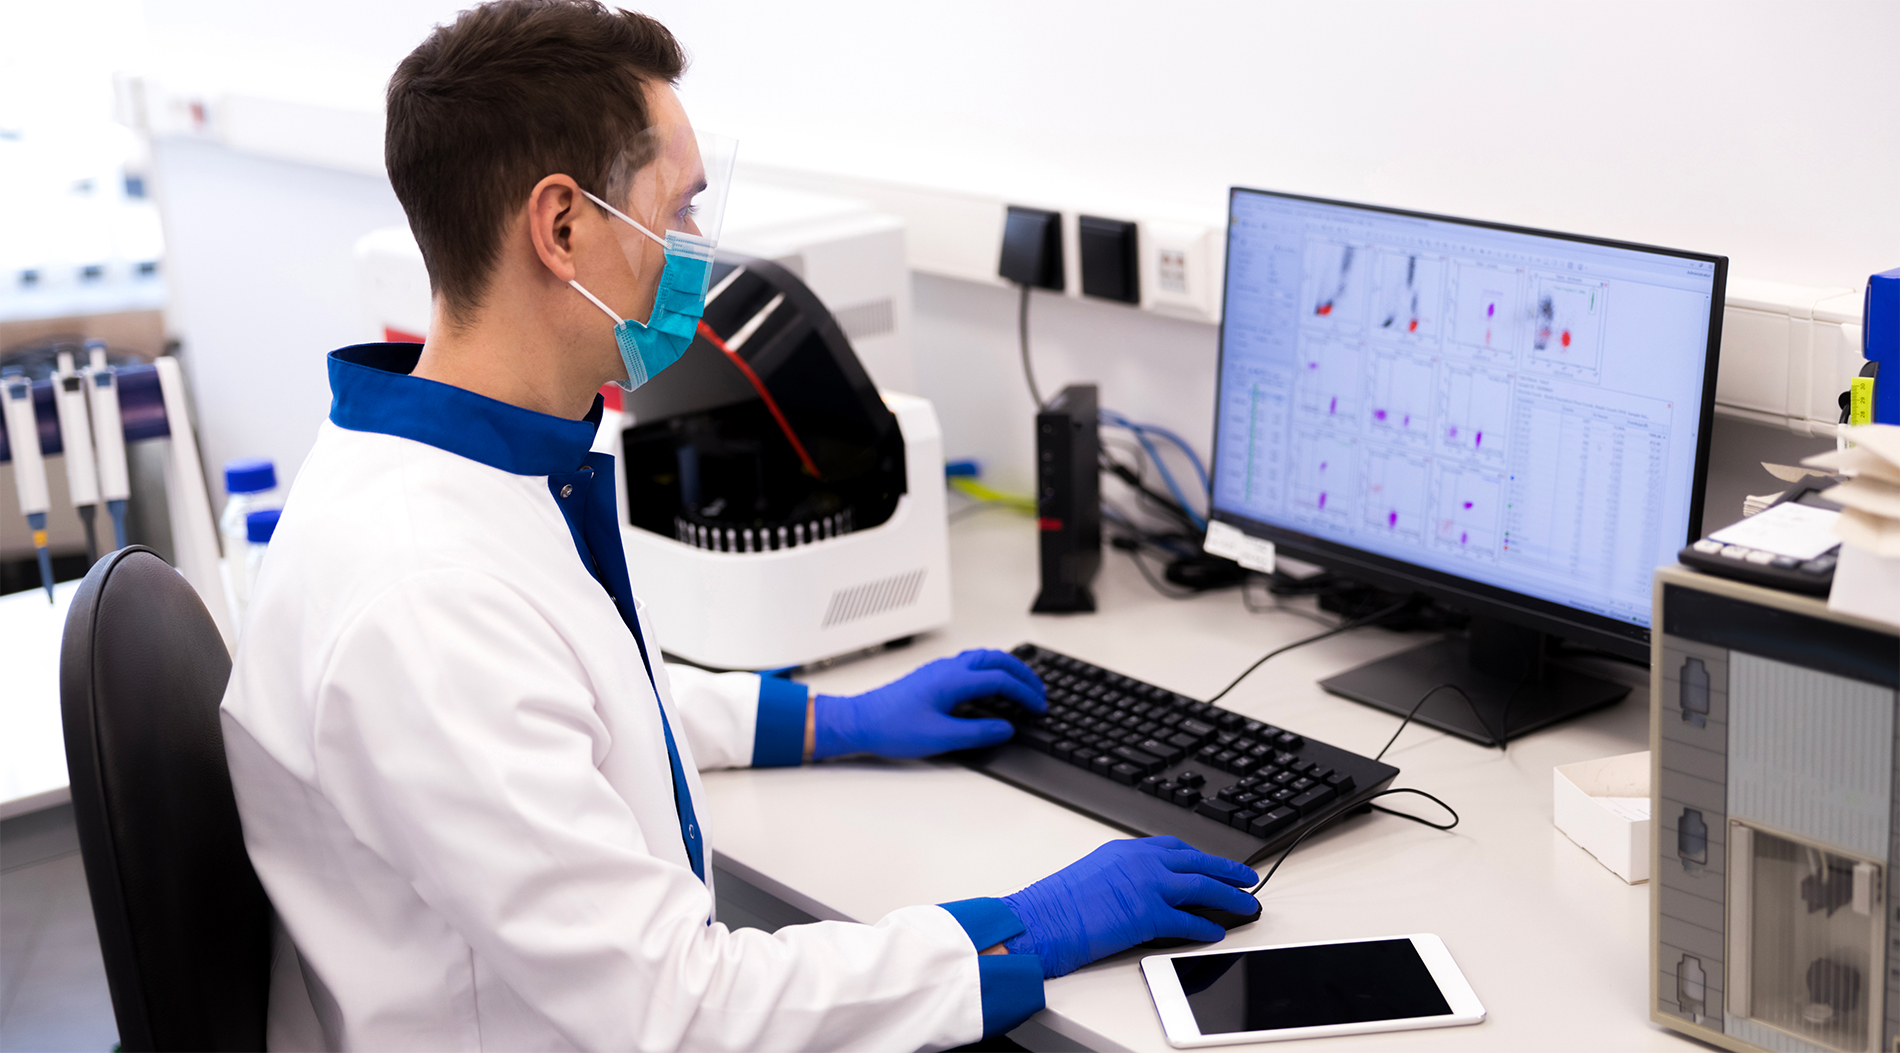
[1100, 410, 1208, 531]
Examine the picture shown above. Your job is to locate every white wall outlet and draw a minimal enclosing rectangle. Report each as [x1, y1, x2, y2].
[1141, 220, 1221, 322]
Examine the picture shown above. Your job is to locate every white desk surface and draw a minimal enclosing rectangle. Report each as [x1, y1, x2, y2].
[700, 509, 1687, 1052]
[0, 513, 1686, 1049]
[0, 580, 80, 818]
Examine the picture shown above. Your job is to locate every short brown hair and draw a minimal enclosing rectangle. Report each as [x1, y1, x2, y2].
[385, 0, 686, 327]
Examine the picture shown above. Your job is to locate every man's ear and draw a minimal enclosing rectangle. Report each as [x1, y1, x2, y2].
[526, 175, 583, 283]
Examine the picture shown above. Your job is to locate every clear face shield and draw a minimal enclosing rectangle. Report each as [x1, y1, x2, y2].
[568, 126, 738, 390]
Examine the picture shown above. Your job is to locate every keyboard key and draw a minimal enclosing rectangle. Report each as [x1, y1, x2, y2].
[1017, 728, 1058, 752]
[1111, 746, 1165, 773]
[1241, 719, 1264, 735]
[1289, 785, 1337, 816]
[1070, 748, 1100, 768]
[1051, 740, 1078, 761]
[1231, 756, 1258, 775]
[1239, 774, 1266, 788]
[1195, 799, 1241, 824]
[1090, 755, 1116, 778]
[1196, 745, 1222, 764]
[1275, 751, 1300, 767]
[1274, 731, 1305, 750]
[1110, 762, 1143, 785]
[1175, 771, 1206, 789]
[1214, 750, 1239, 771]
[1139, 738, 1186, 763]
[1216, 712, 1244, 729]
[1290, 777, 1315, 792]
[1168, 732, 1202, 751]
[1216, 730, 1239, 747]
[1171, 787, 1203, 807]
[1272, 770, 1298, 787]
[1140, 775, 1170, 797]
[1325, 771, 1357, 793]
[1268, 787, 1296, 805]
[1231, 737, 1257, 754]
[1249, 807, 1298, 838]
[1231, 808, 1261, 830]
[1178, 719, 1218, 739]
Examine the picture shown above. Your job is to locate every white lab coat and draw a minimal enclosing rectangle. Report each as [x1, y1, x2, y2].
[220, 348, 1031, 1051]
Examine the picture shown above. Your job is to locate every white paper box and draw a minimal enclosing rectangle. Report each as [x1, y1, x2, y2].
[1553, 751, 1651, 884]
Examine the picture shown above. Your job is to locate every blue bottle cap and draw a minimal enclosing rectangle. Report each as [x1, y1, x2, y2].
[225, 458, 277, 494]
[246, 508, 282, 544]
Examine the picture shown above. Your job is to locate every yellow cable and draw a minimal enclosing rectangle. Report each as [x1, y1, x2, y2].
[949, 477, 1036, 514]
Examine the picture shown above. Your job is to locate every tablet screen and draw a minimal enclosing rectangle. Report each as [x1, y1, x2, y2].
[1173, 939, 1454, 1034]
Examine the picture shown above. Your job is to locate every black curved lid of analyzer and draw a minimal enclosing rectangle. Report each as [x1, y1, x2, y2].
[618, 252, 908, 550]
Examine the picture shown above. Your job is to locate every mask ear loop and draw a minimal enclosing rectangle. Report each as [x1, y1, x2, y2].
[580, 188, 668, 247]
[567, 278, 626, 325]
[567, 187, 669, 324]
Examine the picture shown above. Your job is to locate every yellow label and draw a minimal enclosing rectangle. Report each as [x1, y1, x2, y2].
[32, 530, 48, 547]
[1851, 376, 1875, 426]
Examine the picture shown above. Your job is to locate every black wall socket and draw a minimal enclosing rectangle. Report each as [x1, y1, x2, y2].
[999, 205, 1064, 291]
[1078, 215, 1139, 304]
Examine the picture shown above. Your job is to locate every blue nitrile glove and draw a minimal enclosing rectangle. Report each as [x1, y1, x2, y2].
[1001, 837, 1260, 979]
[813, 648, 1046, 759]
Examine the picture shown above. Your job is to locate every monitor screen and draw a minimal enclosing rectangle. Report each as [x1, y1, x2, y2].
[1211, 189, 1722, 641]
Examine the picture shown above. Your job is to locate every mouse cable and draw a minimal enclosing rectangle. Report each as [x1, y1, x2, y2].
[1018, 283, 1045, 409]
[1242, 787, 1460, 894]
[1373, 682, 1506, 762]
[1204, 597, 1410, 705]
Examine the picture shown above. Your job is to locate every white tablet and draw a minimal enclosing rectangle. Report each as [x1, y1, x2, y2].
[1141, 934, 1485, 1046]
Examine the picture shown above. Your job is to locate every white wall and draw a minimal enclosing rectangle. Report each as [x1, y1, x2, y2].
[136, 0, 1898, 501]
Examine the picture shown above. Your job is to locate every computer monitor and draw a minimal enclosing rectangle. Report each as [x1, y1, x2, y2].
[1210, 187, 1725, 744]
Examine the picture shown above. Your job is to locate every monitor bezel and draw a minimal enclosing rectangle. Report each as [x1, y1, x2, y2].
[1210, 186, 1727, 658]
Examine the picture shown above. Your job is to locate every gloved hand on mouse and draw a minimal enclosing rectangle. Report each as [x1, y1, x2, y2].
[813, 648, 1046, 759]
[1001, 837, 1261, 978]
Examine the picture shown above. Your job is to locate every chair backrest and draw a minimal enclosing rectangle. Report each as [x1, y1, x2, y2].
[59, 546, 271, 1052]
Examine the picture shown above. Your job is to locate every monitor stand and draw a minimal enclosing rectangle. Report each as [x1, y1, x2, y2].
[1318, 616, 1631, 746]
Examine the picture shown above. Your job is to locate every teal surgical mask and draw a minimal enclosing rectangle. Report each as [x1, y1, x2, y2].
[568, 190, 717, 391]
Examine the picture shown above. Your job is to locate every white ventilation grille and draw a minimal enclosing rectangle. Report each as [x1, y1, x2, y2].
[834, 299, 896, 341]
[822, 568, 926, 628]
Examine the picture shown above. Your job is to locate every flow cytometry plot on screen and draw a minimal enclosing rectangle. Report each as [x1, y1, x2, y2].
[1366, 351, 1435, 444]
[1530, 278, 1607, 373]
[1292, 340, 1364, 423]
[1438, 366, 1511, 461]
[1432, 464, 1503, 556]
[1450, 263, 1519, 357]
[1289, 430, 1356, 523]
[1301, 240, 1368, 331]
[1361, 448, 1431, 542]
[1371, 252, 1445, 343]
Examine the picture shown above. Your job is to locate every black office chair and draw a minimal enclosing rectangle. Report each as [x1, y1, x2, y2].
[60, 545, 272, 1051]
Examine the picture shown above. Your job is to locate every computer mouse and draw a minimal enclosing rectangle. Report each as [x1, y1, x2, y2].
[1139, 899, 1263, 950]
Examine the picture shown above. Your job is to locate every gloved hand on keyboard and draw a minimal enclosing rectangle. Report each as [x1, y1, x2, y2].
[813, 649, 1046, 759]
[1001, 837, 1259, 978]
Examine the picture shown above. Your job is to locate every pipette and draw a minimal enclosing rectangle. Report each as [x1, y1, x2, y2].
[1, 370, 55, 601]
[84, 340, 130, 549]
[54, 348, 102, 564]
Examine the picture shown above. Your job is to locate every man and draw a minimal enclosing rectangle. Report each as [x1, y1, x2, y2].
[220, 2, 1260, 1049]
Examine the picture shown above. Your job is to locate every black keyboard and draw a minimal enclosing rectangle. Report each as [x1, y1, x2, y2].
[949, 644, 1400, 862]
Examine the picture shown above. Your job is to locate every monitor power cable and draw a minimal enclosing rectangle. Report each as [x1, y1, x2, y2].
[1242, 787, 1460, 894]
[1204, 598, 1411, 704]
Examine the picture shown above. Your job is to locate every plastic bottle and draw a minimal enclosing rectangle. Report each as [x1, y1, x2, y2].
[221, 458, 278, 613]
[239, 508, 282, 623]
